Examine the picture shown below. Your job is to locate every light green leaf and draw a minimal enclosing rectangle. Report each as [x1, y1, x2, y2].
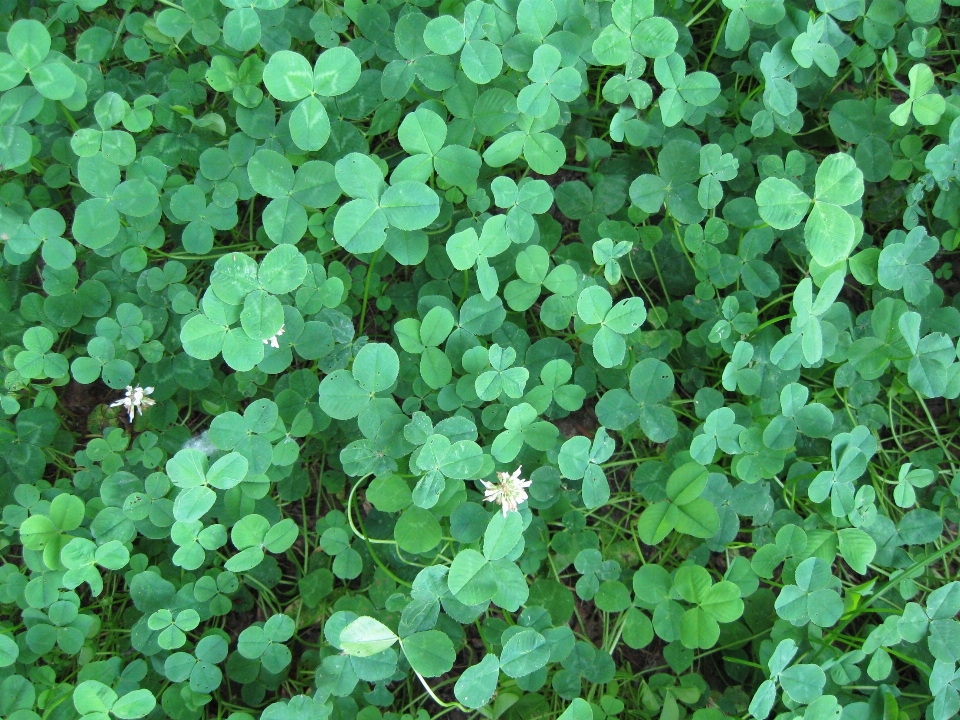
[756, 178, 810, 229]
[340, 617, 398, 657]
[402, 630, 455, 677]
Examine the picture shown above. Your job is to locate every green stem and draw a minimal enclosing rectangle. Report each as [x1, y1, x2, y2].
[111, 6, 132, 50]
[399, 638, 471, 711]
[917, 397, 957, 473]
[346, 475, 416, 586]
[358, 249, 380, 335]
[824, 534, 960, 646]
[701, 14, 727, 70]
[670, 217, 699, 274]
[58, 103, 80, 131]
[686, 0, 717, 27]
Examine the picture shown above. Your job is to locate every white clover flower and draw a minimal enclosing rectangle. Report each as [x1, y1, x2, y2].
[481, 466, 532, 516]
[263, 324, 285, 349]
[110, 385, 155, 422]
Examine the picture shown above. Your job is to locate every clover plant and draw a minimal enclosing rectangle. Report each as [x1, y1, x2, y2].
[0, 0, 958, 719]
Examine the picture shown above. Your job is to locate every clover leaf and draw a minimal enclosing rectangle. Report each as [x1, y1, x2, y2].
[637, 462, 720, 544]
[333, 152, 440, 253]
[558, 428, 616, 509]
[73, 681, 156, 720]
[756, 153, 864, 267]
[890, 63, 946, 127]
[596, 358, 677, 441]
[877, 226, 939, 304]
[394, 107, 481, 192]
[576, 286, 647, 368]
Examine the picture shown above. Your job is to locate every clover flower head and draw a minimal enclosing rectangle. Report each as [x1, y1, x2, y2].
[481, 466, 532, 516]
[110, 384, 155, 422]
[263, 324, 285, 349]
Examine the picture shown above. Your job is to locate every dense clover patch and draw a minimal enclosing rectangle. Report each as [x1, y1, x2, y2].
[0, 0, 958, 719]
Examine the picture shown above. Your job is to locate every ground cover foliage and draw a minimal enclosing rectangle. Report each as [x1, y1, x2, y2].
[0, 0, 959, 718]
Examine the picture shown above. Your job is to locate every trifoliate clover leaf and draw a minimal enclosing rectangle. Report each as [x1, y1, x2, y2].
[411, 433, 484, 508]
[518, 45, 582, 118]
[333, 153, 440, 253]
[690, 407, 745, 464]
[637, 462, 719, 544]
[504, 246, 576, 312]
[758, 153, 863, 267]
[394, 107, 481, 191]
[877, 226, 938, 304]
[790, 16, 840, 77]
[592, 0, 678, 64]
[774, 557, 843, 628]
[889, 64, 946, 127]
[492, 403, 559, 463]
[771, 271, 845, 369]
[489, 176, 554, 244]
[576, 286, 647, 368]
[73, 681, 156, 720]
[525, 358, 586, 415]
[672, 565, 744, 649]
[592, 238, 632, 285]
[483, 102, 566, 175]
[595, 358, 677, 441]
[762, 382, 833, 450]
[225, 514, 298, 572]
[558, 428, 616, 509]
[148, 607, 200, 649]
[164, 635, 228, 694]
[318, 342, 399, 420]
[446, 216, 512, 300]
[206, 55, 264, 108]
[653, 53, 720, 127]
[722, 341, 761, 394]
[698, 144, 739, 209]
[237, 614, 295, 673]
[808, 426, 876, 517]
[897, 310, 956, 398]
[15, 326, 68, 380]
[422, 3, 503, 85]
[261, 47, 360, 151]
[475, 344, 529, 401]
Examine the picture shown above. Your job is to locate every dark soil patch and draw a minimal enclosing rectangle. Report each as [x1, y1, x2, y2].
[575, 598, 604, 647]
[554, 404, 599, 439]
[59, 379, 112, 434]
[615, 639, 666, 675]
